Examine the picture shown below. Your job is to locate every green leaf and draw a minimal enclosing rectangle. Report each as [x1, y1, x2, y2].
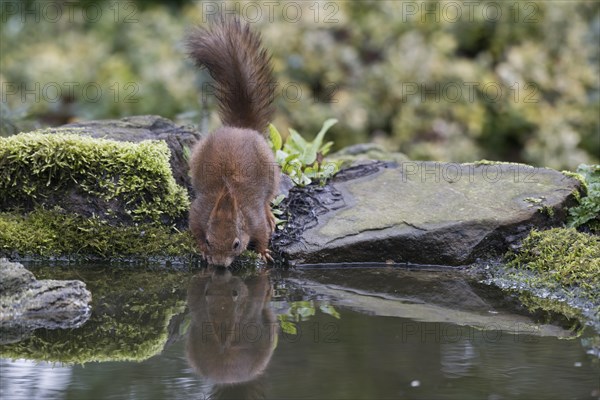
[287, 128, 317, 165]
[275, 149, 289, 165]
[285, 128, 308, 155]
[313, 119, 338, 151]
[271, 194, 286, 206]
[319, 141, 334, 156]
[268, 123, 283, 152]
[305, 119, 338, 165]
[270, 118, 339, 188]
[567, 164, 600, 230]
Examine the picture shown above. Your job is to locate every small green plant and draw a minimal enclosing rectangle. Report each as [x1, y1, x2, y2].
[567, 164, 600, 231]
[270, 194, 286, 228]
[269, 119, 341, 187]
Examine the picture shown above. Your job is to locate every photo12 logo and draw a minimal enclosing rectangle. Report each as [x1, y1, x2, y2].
[0, 1, 138, 23]
[1, 82, 139, 104]
[401, 81, 539, 104]
[200, 1, 340, 23]
[399, 1, 540, 23]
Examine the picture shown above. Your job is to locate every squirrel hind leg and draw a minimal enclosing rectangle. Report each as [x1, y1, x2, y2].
[266, 203, 276, 233]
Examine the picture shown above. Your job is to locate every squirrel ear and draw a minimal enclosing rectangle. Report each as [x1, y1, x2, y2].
[211, 188, 238, 219]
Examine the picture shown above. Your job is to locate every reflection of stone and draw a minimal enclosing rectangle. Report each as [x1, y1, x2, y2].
[275, 161, 581, 265]
[0, 259, 91, 345]
[286, 269, 576, 339]
[186, 268, 277, 387]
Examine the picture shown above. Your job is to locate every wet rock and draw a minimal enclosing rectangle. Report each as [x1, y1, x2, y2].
[328, 143, 410, 165]
[64, 115, 201, 194]
[274, 161, 582, 266]
[0, 259, 91, 344]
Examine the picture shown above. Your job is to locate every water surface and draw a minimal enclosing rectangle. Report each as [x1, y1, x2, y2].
[1, 264, 598, 400]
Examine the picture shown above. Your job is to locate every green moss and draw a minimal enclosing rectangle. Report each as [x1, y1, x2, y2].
[561, 170, 587, 191]
[485, 228, 600, 332]
[538, 205, 555, 218]
[0, 267, 193, 364]
[0, 207, 199, 262]
[471, 159, 532, 167]
[506, 228, 600, 292]
[0, 130, 189, 223]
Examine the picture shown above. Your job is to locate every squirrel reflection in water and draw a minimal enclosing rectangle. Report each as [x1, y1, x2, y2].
[186, 267, 278, 399]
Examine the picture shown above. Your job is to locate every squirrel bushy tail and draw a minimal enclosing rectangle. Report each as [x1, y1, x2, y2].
[185, 18, 275, 134]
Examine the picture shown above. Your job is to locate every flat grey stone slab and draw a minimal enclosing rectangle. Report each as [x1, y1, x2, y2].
[276, 162, 581, 266]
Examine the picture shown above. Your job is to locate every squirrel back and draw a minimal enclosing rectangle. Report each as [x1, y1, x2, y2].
[185, 18, 275, 133]
[185, 18, 279, 266]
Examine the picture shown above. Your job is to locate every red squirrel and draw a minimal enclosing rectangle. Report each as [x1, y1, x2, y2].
[185, 18, 279, 266]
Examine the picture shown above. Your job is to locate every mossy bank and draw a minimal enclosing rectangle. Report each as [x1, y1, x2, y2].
[0, 129, 189, 223]
[483, 228, 600, 333]
[0, 129, 199, 263]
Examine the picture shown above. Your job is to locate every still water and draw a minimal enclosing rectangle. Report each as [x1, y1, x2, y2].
[1, 265, 599, 400]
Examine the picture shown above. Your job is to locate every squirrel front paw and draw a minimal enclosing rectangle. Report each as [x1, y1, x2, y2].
[258, 248, 274, 263]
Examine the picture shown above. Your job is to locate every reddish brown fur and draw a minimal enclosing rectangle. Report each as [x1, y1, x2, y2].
[186, 19, 279, 266]
[185, 18, 275, 133]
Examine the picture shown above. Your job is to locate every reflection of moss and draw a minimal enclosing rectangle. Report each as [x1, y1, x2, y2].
[0, 267, 193, 364]
[0, 130, 189, 223]
[517, 292, 585, 335]
[0, 208, 199, 262]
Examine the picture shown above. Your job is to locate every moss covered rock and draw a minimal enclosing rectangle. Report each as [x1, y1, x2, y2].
[0, 121, 202, 262]
[506, 228, 600, 291]
[63, 115, 201, 195]
[0, 128, 189, 225]
[0, 208, 198, 261]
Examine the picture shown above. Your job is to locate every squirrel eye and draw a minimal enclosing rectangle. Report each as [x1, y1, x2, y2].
[232, 238, 240, 250]
[205, 238, 210, 247]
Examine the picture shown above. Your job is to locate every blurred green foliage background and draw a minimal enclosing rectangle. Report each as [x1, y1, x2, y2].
[1, 0, 598, 169]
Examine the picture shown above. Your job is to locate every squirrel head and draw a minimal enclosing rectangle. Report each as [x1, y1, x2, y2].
[204, 188, 249, 267]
